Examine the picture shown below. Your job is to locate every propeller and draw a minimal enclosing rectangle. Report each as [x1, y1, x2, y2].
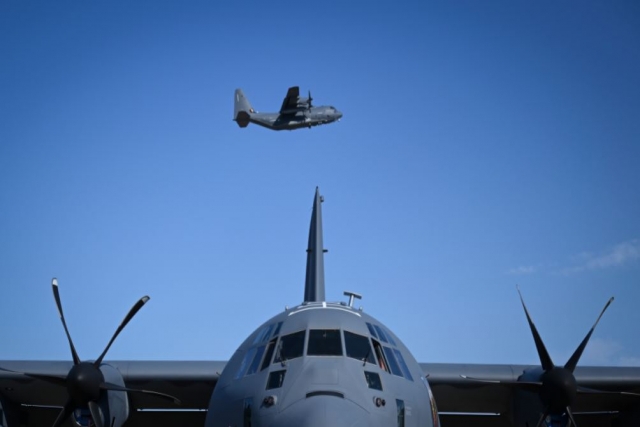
[308, 90, 313, 109]
[517, 286, 614, 427]
[16, 278, 180, 427]
[459, 288, 639, 426]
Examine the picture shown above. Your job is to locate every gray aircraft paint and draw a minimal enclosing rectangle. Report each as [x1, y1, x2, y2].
[1, 188, 640, 427]
[233, 87, 342, 131]
[304, 187, 325, 303]
[205, 188, 438, 427]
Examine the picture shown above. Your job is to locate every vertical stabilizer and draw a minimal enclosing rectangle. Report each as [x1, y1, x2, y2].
[234, 89, 254, 128]
[304, 187, 326, 302]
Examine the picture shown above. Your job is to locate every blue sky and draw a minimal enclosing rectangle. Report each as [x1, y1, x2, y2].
[1, 1, 639, 368]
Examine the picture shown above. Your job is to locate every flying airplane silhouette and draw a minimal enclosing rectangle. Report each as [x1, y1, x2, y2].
[233, 86, 342, 130]
[1, 188, 640, 427]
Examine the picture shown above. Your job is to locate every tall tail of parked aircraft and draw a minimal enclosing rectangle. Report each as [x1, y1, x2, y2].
[233, 89, 254, 128]
[303, 187, 326, 302]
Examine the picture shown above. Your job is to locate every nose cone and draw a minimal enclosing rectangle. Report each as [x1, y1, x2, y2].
[335, 110, 343, 120]
[275, 394, 369, 427]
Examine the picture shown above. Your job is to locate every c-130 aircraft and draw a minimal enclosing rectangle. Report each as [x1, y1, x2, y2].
[233, 86, 342, 130]
[1, 189, 640, 427]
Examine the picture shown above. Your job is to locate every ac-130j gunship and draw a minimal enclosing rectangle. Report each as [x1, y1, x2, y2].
[1, 188, 639, 427]
[233, 86, 342, 130]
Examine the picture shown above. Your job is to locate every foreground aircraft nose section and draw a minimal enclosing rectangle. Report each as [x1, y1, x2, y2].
[273, 394, 370, 427]
[205, 189, 439, 427]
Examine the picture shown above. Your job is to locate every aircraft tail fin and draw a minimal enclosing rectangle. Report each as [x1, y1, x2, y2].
[303, 187, 326, 303]
[234, 89, 254, 128]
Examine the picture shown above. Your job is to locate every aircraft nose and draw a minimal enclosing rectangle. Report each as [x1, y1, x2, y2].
[274, 394, 369, 427]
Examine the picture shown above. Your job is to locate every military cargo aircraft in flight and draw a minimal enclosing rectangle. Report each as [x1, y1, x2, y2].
[1, 188, 640, 427]
[233, 86, 342, 130]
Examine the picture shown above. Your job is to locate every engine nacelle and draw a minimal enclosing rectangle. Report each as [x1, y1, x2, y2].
[70, 364, 129, 427]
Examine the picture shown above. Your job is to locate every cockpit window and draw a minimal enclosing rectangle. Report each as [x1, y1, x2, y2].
[308, 329, 343, 356]
[372, 339, 389, 373]
[261, 338, 277, 371]
[374, 325, 389, 344]
[383, 346, 404, 377]
[385, 328, 397, 346]
[344, 331, 375, 364]
[266, 370, 286, 390]
[253, 323, 275, 345]
[274, 330, 305, 363]
[392, 348, 413, 381]
[245, 344, 266, 376]
[366, 322, 378, 339]
[235, 346, 258, 379]
[364, 371, 383, 390]
[272, 321, 283, 338]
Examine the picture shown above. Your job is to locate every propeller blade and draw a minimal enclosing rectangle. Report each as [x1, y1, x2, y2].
[51, 399, 75, 427]
[101, 382, 181, 405]
[564, 297, 614, 373]
[566, 406, 578, 427]
[52, 278, 81, 365]
[94, 296, 150, 366]
[577, 385, 640, 397]
[88, 400, 105, 427]
[517, 286, 554, 371]
[308, 90, 313, 108]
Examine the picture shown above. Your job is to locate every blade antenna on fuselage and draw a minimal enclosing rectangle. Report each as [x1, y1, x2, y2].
[303, 187, 326, 302]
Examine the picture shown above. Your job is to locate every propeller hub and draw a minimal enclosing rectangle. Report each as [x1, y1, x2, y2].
[540, 368, 577, 412]
[67, 363, 104, 405]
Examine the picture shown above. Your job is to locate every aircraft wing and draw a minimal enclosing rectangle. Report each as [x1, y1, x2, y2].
[279, 86, 300, 113]
[2, 360, 640, 427]
[423, 363, 640, 427]
[0, 360, 223, 427]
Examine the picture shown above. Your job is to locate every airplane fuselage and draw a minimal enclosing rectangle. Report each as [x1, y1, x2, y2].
[244, 106, 342, 131]
[233, 87, 342, 131]
[205, 301, 439, 427]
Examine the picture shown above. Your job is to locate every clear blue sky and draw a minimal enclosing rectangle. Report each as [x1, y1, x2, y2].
[1, 1, 639, 368]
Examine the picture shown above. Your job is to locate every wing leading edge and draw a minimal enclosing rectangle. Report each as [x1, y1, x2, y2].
[0, 360, 224, 427]
[424, 362, 640, 427]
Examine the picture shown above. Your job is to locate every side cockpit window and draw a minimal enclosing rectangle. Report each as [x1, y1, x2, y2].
[374, 325, 389, 343]
[308, 329, 342, 356]
[261, 338, 277, 371]
[274, 330, 305, 363]
[392, 348, 413, 381]
[253, 322, 283, 345]
[366, 322, 378, 339]
[372, 339, 389, 373]
[253, 324, 274, 345]
[235, 347, 258, 379]
[245, 345, 266, 376]
[344, 331, 375, 364]
[366, 322, 413, 381]
[237, 321, 285, 378]
[383, 346, 404, 377]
